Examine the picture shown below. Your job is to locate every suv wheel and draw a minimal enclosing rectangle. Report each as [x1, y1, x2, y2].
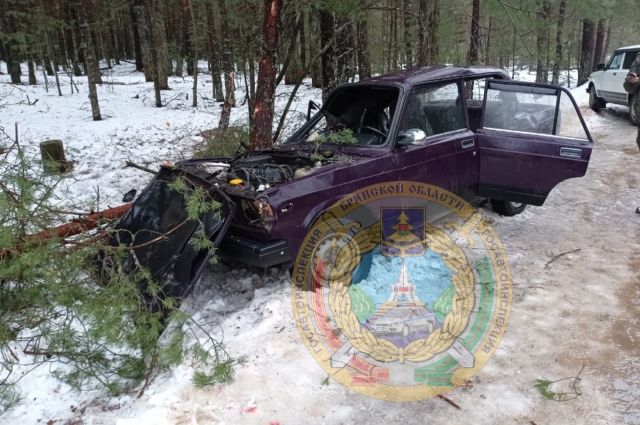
[589, 86, 605, 112]
[630, 95, 639, 126]
[490, 199, 527, 216]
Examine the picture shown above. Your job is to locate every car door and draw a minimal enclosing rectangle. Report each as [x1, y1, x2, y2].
[475, 80, 592, 206]
[394, 80, 474, 196]
[602, 51, 626, 101]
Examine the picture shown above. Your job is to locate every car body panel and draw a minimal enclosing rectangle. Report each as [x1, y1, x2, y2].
[169, 66, 593, 269]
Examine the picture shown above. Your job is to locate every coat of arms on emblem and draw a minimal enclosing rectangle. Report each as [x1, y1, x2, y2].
[380, 208, 426, 257]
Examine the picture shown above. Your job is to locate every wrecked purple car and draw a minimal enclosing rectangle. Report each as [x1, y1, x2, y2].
[118, 65, 593, 295]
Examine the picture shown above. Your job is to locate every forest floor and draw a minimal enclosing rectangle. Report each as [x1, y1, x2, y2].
[0, 64, 639, 425]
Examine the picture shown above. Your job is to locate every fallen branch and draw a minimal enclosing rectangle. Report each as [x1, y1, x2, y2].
[545, 248, 581, 270]
[0, 203, 132, 260]
[124, 159, 157, 175]
[437, 394, 461, 409]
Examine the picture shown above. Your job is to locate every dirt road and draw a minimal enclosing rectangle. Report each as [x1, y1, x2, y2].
[78, 96, 640, 425]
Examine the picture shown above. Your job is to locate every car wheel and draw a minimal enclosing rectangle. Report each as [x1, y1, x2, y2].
[629, 95, 640, 126]
[490, 199, 527, 216]
[588, 86, 605, 112]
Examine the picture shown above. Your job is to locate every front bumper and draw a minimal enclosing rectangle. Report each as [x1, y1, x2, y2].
[220, 234, 291, 269]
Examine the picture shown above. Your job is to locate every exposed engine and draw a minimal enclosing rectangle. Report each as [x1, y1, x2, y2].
[202, 151, 338, 193]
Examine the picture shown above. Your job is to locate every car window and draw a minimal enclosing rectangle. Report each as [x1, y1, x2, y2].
[286, 85, 399, 146]
[483, 83, 588, 141]
[623, 51, 640, 70]
[484, 87, 556, 135]
[464, 78, 488, 102]
[557, 92, 588, 140]
[607, 52, 624, 70]
[399, 82, 465, 137]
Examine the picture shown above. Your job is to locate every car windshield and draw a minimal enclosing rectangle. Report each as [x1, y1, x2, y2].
[286, 85, 399, 146]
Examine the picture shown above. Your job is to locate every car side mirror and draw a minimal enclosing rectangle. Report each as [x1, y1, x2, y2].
[596, 63, 605, 71]
[396, 129, 427, 146]
[307, 100, 320, 121]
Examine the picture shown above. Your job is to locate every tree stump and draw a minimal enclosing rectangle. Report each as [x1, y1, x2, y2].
[40, 140, 74, 173]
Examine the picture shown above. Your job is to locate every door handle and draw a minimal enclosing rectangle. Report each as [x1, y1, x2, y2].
[461, 139, 475, 149]
[560, 147, 582, 158]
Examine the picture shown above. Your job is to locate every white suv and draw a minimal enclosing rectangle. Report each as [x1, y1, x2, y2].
[587, 44, 640, 124]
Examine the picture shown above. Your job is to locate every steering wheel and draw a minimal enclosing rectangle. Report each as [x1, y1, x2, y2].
[359, 125, 387, 138]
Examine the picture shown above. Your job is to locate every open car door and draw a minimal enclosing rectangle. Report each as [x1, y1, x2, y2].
[475, 80, 593, 206]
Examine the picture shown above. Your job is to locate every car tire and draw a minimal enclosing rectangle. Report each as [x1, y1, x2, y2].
[490, 199, 527, 216]
[588, 85, 605, 112]
[629, 95, 639, 126]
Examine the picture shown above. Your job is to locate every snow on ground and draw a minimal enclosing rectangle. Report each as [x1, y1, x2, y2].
[0, 61, 315, 210]
[1, 63, 639, 425]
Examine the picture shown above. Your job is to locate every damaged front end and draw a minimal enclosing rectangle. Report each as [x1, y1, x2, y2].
[99, 164, 234, 311]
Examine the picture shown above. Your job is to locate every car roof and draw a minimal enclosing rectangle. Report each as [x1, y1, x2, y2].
[616, 45, 640, 51]
[355, 65, 510, 88]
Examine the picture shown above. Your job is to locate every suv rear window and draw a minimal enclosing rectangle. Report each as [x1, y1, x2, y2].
[623, 51, 639, 69]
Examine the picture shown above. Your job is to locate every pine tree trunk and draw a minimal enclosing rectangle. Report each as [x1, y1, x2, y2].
[593, 18, 606, 68]
[416, 0, 428, 66]
[551, 0, 565, 85]
[484, 16, 492, 64]
[468, 0, 480, 66]
[319, 9, 337, 100]
[133, 1, 154, 82]
[148, 0, 169, 90]
[578, 19, 595, 86]
[356, 19, 371, 80]
[336, 17, 353, 83]
[2, 3, 21, 84]
[205, 1, 224, 101]
[403, 0, 412, 68]
[603, 22, 611, 63]
[27, 60, 37, 85]
[76, 0, 101, 120]
[427, 0, 439, 63]
[535, 0, 550, 83]
[250, 0, 282, 150]
[390, 0, 398, 70]
[310, 11, 322, 88]
[218, 0, 235, 131]
[299, 10, 307, 68]
[130, 5, 144, 71]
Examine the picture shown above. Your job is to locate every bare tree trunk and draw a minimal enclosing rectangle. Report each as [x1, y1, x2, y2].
[356, 18, 371, 80]
[76, 0, 101, 120]
[390, 0, 398, 70]
[133, 1, 154, 82]
[484, 16, 492, 64]
[336, 17, 353, 83]
[578, 19, 595, 86]
[593, 18, 606, 68]
[187, 1, 198, 107]
[468, 0, 480, 66]
[206, 1, 225, 101]
[150, 2, 169, 89]
[250, 0, 283, 150]
[403, 0, 412, 68]
[319, 8, 337, 100]
[218, 0, 235, 131]
[27, 60, 37, 85]
[603, 21, 611, 64]
[551, 0, 565, 85]
[427, 0, 439, 63]
[416, 0, 428, 66]
[535, 0, 551, 83]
